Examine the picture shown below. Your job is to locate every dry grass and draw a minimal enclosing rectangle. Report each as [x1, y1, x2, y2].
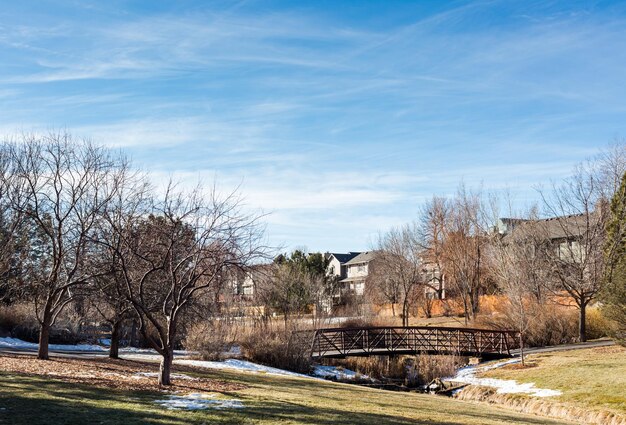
[0, 354, 245, 393]
[456, 386, 626, 425]
[326, 354, 462, 386]
[455, 345, 626, 425]
[0, 353, 575, 425]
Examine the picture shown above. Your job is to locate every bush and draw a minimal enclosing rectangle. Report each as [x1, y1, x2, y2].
[410, 355, 461, 386]
[185, 321, 236, 361]
[240, 323, 312, 374]
[0, 303, 38, 339]
[586, 307, 616, 340]
[327, 354, 462, 386]
[0, 304, 35, 334]
[477, 301, 579, 347]
[527, 306, 579, 346]
[10, 324, 38, 342]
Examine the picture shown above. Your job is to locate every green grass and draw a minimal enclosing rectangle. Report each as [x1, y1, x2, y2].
[483, 345, 626, 416]
[0, 363, 574, 425]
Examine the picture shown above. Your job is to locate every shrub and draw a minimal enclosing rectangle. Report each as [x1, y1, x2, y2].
[477, 301, 579, 347]
[0, 303, 38, 340]
[410, 354, 461, 386]
[527, 306, 578, 346]
[327, 354, 462, 386]
[10, 324, 38, 342]
[185, 321, 236, 361]
[586, 307, 617, 340]
[240, 322, 312, 374]
[0, 304, 35, 334]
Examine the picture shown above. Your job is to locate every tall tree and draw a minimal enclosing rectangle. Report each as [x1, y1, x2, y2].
[442, 186, 490, 323]
[490, 216, 548, 364]
[371, 224, 424, 326]
[6, 133, 126, 359]
[0, 142, 26, 298]
[417, 196, 449, 301]
[539, 163, 607, 342]
[102, 182, 265, 385]
[602, 170, 626, 344]
[258, 250, 332, 326]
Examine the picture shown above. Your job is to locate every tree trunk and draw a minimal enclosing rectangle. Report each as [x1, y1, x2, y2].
[470, 286, 480, 321]
[462, 293, 470, 325]
[130, 319, 138, 347]
[38, 318, 51, 360]
[519, 331, 526, 367]
[109, 321, 121, 359]
[402, 299, 409, 327]
[579, 302, 587, 342]
[159, 349, 173, 386]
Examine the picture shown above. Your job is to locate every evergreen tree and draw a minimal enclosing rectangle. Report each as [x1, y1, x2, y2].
[603, 171, 626, 344]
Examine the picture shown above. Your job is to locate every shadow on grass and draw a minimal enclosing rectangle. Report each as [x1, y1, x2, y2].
[0, 373, 193, 425]
[0, 368, 569, 425]
[179, 367, 569, 425]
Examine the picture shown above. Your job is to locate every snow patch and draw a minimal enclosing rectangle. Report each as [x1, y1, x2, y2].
[154, 393, 243, 410]
[176, 358, 311, 378]
[313, 365, 365, 381]
[133, 372, 198, 381]
[0, 337, 104, 352]
[0, 336, 188, 357]
[452, 359, 562, 397]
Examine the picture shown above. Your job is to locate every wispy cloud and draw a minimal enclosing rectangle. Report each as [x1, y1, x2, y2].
[0, 0, 625, 250]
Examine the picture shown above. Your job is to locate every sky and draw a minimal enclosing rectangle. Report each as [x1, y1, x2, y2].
[1, 0, 626, 253]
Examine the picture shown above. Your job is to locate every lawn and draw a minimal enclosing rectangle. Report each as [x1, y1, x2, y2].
[0, 355, 574, 425]
[483, 345, 626, 418]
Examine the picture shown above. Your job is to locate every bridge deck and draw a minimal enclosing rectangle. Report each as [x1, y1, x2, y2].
[301, 326, 518, 359]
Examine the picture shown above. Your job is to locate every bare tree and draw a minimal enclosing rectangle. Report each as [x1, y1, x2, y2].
[596, 139, 626, 200]
[366, 263, 401, 317]
[442, 186, 490, 323]
[0, 142, 26, 297]
[102, 181, 265, 385]
[6, 133, 126, 359]
[417, 196, 450, 306]
[539, 163, 607, 342]
[490, 216, 548, 365]
[89, 272, 133, 359]
[371, 224, 423, 326]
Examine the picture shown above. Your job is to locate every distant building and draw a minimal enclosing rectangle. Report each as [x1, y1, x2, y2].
[497, 213, 592, 262]
[420, 253, 446, 300]
[325, 252, 361, 280]
[229, 264, 273, 301]
[340, 251, 378, 296]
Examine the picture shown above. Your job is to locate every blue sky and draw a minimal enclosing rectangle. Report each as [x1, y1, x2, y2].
[1, 1, 626, 252]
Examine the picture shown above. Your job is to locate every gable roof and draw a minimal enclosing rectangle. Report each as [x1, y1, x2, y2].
[503, 213, 598, 241]
[326, 252, 361, 264]
[345, 251, 377, 265]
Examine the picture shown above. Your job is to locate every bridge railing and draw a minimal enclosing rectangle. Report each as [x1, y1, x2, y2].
[305, 326, 518, 359]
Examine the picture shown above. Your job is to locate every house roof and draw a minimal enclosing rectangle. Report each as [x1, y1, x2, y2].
[327, 252, 361, 264]
[345, 251, 377, 265]
[503, 213, 598, 241]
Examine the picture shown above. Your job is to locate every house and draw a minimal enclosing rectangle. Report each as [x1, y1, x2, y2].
[497, 213, 592, 261]
[228, 264, 273, 301]
[325, 252, 361, 280]
[340, 251, 378, 296]
[330, 250, 446, 300]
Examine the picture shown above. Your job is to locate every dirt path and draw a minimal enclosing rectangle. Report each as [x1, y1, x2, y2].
[512, 339, 614, 356]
